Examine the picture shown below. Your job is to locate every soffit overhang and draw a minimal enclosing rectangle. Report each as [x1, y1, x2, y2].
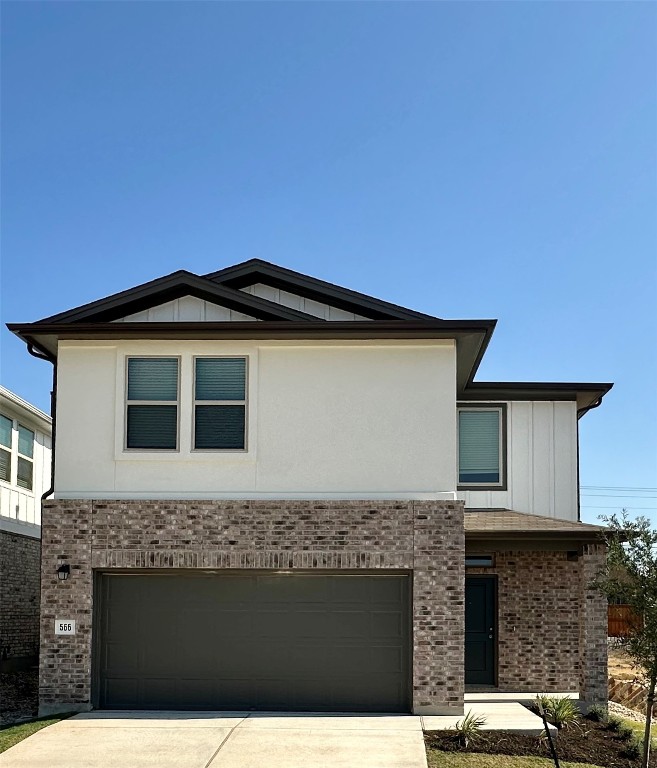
[7, 320, 495, 395]
[460, 381, 614, 416]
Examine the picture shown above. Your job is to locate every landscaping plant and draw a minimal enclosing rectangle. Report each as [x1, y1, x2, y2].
[453, 710, 487, 749]
[536, 695, 581, 731]
[594, 511, 657, 768]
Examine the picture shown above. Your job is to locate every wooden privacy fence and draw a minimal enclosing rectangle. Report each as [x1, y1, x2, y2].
[608, 604, 641, 637]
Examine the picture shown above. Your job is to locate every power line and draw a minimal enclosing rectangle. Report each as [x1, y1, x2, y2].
[581, 493, 657, 501]
[580, 505, 657, 510]
[581, 485, 657, 492]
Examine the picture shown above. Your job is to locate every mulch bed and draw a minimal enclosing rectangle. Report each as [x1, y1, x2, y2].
[0, 668, 38, 727]
[425, 717, 655, 768]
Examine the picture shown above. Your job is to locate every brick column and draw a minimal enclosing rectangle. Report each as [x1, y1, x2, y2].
[579, 542, 608, 709]
[412, 500, 465, 715]
[39, 501, 93, 716]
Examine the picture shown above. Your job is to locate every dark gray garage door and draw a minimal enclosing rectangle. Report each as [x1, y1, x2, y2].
[96, 572, 410, 712]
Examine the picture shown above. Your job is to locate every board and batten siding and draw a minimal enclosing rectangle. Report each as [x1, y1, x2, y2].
[241, 284, 370, 321]
[115, 295, 258, 323]
[0, 413, 52, 535]
[53, 339, 457, 499]
[457, 400, 578, 521]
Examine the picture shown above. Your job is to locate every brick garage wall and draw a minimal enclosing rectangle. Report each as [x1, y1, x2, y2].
[39, 499, 464, 716]
[0, 530, 41, 667]
[467, 547, 608, 704]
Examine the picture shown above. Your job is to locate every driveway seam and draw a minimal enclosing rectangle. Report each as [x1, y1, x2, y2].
[204, 715, 250, 768]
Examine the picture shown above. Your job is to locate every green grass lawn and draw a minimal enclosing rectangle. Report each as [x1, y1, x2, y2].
[0, 717, 66, 754]
[616, 716, 657, 745]
[426, 753, 605, 768]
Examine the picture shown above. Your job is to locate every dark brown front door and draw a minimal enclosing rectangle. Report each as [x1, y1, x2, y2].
[465, 576, 496, 686]
[96, 572, 410, 712]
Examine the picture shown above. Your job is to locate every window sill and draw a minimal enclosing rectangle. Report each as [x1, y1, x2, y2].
[114, 450, 254, 462]
[457, 484, 507, 492]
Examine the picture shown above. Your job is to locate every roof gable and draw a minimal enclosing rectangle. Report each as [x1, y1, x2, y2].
[36, 271, 320, 324]
[206, 259, 439, 321]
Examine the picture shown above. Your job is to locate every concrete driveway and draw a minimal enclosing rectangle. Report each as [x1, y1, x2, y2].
[0, 711, 428, 768]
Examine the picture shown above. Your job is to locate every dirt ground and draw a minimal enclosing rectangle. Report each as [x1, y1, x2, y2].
[609, 646, 645, 683]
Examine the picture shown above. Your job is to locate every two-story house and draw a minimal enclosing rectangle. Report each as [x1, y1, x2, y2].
[0, 386, 52, 671]
[8, 260, 612, 717]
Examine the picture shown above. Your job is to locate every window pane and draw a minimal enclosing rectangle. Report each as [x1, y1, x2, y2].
[127, 405, 178, 449]
[0, 415, 11, 449]
[195, 405, 245, 449]
[0, 448, 10, 482]
[195, 358, 246, 401]
[17, 457, 33, 491]
[18, 425, 34, 458]
[459, 410, 500, 484]
[128, 358, 178, 401]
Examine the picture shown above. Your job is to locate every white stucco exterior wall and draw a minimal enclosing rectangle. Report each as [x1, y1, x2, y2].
[54, 339, 458, 499]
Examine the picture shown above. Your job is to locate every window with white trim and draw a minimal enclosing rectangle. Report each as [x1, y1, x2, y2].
[17, 424, 34, 491]
[125, 357, 180, 450]
[0, 414, 12, 483]
[193, 357, 247, 450]
[458, 406, 504, 487]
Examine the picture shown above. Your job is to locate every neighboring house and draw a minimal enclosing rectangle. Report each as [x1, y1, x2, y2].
[8, 260, 612, 716]
[0, 385, 52, 671]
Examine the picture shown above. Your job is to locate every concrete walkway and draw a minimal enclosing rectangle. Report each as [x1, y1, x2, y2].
[0, 697, 565, 767]
[0, 711, 429, 768]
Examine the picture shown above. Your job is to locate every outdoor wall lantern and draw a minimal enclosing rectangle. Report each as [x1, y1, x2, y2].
[56, 564, 70, 581]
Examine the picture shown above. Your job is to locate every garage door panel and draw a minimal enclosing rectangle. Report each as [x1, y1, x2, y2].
[103, 678, 138, 709]
[105, 642, 139, 675]
[177, 679, 216, 708]
[289, 610, 331, 637]
[142, 678, 178, 709]
[372, 611, 403, 638]
[97, 572, 410, 711]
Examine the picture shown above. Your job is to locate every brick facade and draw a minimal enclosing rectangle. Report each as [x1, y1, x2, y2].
[466, 547, 608, 704]
[0, 530, 41, 669]
[39, 499, 464, 716]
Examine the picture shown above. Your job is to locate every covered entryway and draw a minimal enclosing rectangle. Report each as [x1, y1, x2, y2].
[96, 572, 410, 712]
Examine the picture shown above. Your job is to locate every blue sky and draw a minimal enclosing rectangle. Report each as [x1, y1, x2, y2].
[1, 2, 655, 522]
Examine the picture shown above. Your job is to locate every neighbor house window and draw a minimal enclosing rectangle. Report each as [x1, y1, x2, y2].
[458, 406, 505, 487]
[17, 424, 34, 491]
[126, 357, 179, 450]
[194, 357, 247, 450]
[0, 414, 12, 483]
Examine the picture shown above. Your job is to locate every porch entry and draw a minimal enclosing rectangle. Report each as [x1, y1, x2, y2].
[465, 576, 496, 686]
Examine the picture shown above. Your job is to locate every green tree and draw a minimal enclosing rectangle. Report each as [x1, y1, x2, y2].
[595, 511, 657, 768]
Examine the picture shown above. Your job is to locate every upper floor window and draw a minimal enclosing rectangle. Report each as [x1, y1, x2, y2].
[0, 415, 35, 490]
[194, 357, 247, 450]
[126, 357, 180, 450]
[124, 356, 248, 452]
[17, 424, 34, 490]
[0, 414, 11, 483]
[458, 405, 505, 488]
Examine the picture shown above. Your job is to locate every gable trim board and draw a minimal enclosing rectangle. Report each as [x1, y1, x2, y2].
[206, 258, 439, 321]
[34, 271, 322, 324]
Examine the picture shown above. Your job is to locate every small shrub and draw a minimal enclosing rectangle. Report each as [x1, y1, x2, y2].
[622, 734, 643, 760]
[454, 710, 487, 749]
[617, 723, 635, 741]
[607, 715, 623, 732]
[538, 696, 581, 731]
[586, 704, 607, 723]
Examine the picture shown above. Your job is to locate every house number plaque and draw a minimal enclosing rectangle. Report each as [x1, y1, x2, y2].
[54, 620, 76, 635]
